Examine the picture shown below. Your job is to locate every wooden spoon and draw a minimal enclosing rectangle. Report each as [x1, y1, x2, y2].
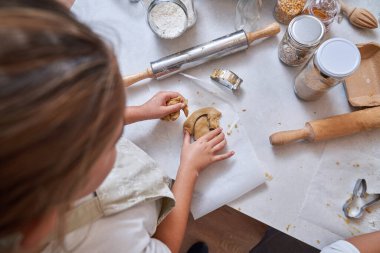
[339, 0, 378, 29]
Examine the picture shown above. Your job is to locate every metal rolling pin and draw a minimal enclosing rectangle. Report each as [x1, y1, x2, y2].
[123, 22, 281, 86]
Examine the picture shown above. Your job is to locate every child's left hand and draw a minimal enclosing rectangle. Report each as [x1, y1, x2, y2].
[140, 91, 186, 120]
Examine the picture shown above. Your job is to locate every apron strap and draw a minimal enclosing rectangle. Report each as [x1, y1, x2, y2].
[65, 195, 104, 234]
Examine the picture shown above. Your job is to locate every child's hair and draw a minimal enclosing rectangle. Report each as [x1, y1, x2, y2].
[0, 0, 125, 240]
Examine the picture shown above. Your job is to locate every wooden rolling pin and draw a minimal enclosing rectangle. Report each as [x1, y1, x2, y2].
[123, 22, 280, 87]
[270, 106, 380, 146]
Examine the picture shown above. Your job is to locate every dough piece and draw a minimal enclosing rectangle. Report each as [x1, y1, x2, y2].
[161, 96, 189, 121]
[194, 116, 210, 140]
[183, 107, 222, 140]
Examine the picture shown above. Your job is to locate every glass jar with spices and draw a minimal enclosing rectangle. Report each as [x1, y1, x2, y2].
[294, 38, 361, 101]
[303, 0, 340, 31]
[142, 0, 197, 39]
[278, 15, 325, 67]
[273, 0, 307, 25]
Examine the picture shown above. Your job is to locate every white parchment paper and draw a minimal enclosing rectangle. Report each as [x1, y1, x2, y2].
[299, 145, 380, 238]
[126, 75, 265, 219]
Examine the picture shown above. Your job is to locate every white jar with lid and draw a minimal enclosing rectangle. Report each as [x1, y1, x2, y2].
[278, 15, 325, 66]
[294, 38, 361, 101]
[143, 0, 196, 39]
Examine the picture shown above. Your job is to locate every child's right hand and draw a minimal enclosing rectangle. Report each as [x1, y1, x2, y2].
[179, 128, 234, 176]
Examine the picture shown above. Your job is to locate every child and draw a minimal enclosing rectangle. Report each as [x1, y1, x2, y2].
[0, 1, 233, 253]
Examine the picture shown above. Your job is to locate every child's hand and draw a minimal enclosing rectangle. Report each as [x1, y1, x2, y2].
[140, 91, 185, 120]
[180, 128, 234, 176]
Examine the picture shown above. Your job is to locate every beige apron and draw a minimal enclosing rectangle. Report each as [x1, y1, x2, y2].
[65, 138, 176, 234]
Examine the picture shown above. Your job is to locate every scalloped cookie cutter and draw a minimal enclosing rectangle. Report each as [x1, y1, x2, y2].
[210, 69, 242, 91]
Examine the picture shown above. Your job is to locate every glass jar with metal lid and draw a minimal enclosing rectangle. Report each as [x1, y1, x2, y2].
[142, 0, 197, 39]
[294, 38, 361, 101]
[278, 15, 325, 66]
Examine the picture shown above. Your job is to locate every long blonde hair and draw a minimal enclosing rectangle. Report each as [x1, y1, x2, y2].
[0, 0, 125, 243]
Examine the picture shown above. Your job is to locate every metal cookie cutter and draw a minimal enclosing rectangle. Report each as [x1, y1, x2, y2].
[343, 179, 380, 219]
[210, 69, 242, 91]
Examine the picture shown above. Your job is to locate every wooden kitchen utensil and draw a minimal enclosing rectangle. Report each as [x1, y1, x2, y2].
[345, 42, 380, 107]
[123, 22, 280, 87]
[270, 106, 380, 146]
[339, 0, 378, 29]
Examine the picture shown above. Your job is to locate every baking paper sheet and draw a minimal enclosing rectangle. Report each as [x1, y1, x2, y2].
[125, 76, 265, 219]
[299, 145, 380, 238]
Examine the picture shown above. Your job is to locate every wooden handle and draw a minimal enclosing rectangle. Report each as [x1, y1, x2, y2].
[246, 22, 281, 44]
[270, 127, 311, 146]
[310, 106, 380, 141]
[122, 68, 154, 87]
[271, 107, 380, 146]
[339, 0, 354, 17]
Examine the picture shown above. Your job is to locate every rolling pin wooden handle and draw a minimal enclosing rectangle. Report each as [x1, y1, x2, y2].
[270, 127, 311, 146]
[246, 22, 281, 44]
[123, 68, 154, 87]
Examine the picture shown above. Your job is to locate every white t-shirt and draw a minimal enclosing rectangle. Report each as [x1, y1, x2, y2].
[59, 200, 171, 253]
[321, 240, 360, 253]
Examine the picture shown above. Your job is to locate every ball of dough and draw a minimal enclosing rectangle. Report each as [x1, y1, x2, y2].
[183, 107, 222, 140]
[161, 96, 189, 121]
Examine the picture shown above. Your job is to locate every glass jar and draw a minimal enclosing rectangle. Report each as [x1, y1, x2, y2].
[294, 38, 361, 101]
[235, 0, 264, 32]
[143, 0, 197, 39]
[278, 15, 325, 66]
[303, 0, 340, 31]
[273, 0, 307, 25]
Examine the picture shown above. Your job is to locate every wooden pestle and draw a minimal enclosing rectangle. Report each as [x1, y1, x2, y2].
[339, 0, 378, 29]
[270, 106, 380, 146]
[123, 23, 280, 87]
